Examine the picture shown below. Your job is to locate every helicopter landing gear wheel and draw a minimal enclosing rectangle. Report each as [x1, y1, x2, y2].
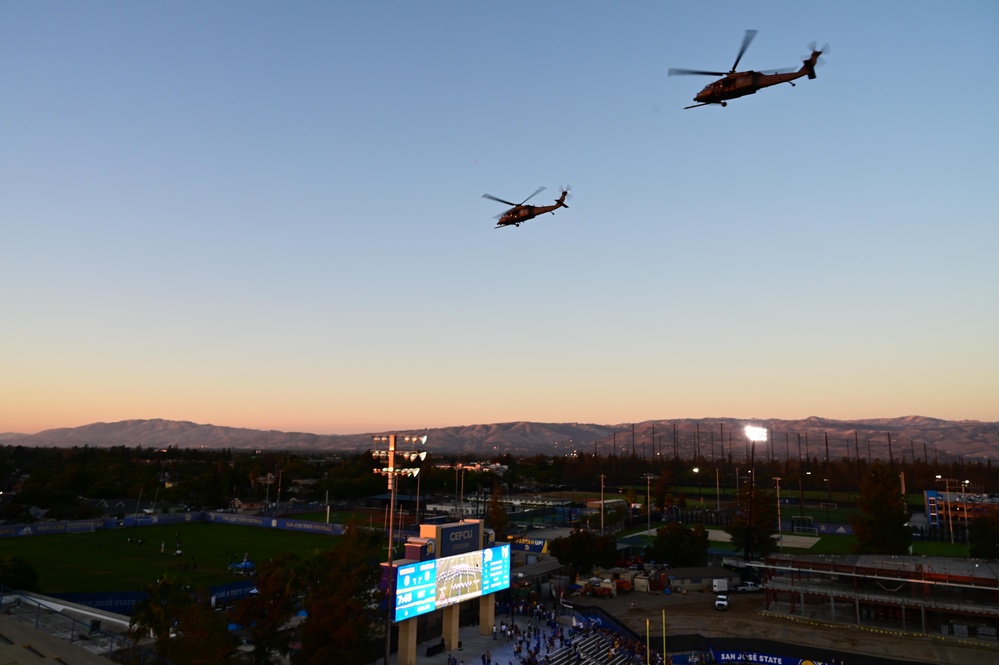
[721, 101, 727, 107]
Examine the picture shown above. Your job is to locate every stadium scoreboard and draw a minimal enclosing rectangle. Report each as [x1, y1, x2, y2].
[393, 543, 510, 622]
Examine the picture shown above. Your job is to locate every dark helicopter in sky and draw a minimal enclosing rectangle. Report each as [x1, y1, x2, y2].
[482, 186, 570, 229]
[669, 30, 827, 109]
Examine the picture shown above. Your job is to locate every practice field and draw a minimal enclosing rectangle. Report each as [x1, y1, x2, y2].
[1, 522, 341, 594]
[705, 529, 820, 549]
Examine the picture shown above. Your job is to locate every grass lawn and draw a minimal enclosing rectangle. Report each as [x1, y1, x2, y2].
[3, 522, 341, 594]
[911, 540, 970, 557]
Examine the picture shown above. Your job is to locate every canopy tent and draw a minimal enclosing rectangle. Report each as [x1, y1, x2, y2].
[228, 555, 256, 575]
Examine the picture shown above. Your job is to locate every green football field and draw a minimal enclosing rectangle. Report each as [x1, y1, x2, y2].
[2, 522, 342, 593]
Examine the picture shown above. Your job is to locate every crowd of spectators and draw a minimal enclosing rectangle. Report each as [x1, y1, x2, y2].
[483, 599, 666, 665]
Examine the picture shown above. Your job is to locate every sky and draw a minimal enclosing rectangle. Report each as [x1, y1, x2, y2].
[2, 2, 998, 435]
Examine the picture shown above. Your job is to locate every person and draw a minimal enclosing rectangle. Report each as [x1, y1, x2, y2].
[492, 624, 497, 639]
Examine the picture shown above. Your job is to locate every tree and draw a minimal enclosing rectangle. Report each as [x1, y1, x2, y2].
[228, 555, 300, 665]
[850, 463, 911, 555]
[968, 509, 999, 559]
[486, 483, 510, 542]
[549, 528, 617, 574]
[0, 555, 40, 591]
[724, 485, 779, 560]
[157, 589, 236, 665]
[129, 575, 190, 643]
[293, 526, 383, 665]
[623, 488, 637, 526]
[645, 523, 709, 568]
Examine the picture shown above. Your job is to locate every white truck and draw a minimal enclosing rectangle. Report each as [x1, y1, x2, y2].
[736, 581, 762, 593]
[712, 578, 728, 593]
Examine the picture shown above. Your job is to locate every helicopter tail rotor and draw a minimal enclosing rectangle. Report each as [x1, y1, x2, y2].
[556, 186, 571, 208]
[803, 41, 829, 79]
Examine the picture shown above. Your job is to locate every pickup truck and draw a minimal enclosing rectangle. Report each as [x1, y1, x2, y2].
[736, 581, 762, 593]
[714, 594, 729, 610]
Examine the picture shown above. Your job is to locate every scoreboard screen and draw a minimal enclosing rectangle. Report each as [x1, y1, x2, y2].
[434, 551, 482, 607]
[394, 560, 437, 622]
[481, 544, 510, 594]
[392, 543, 512, 622]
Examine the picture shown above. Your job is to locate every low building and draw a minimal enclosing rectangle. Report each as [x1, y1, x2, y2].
[756, 553, 999, 644]
[924, 488, 999, 533]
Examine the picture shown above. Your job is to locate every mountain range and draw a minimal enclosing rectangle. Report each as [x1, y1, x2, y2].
[2, 416, 998, 462]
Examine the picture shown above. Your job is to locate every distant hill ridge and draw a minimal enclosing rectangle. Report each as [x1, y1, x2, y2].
[2, 416, 997, 461]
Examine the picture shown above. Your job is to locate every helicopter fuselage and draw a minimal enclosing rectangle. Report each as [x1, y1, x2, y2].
[484, 187, 570, 229]
[496, 202, 561, 228]
[494, 190, 570, 228]
[694, 68, 808, 106]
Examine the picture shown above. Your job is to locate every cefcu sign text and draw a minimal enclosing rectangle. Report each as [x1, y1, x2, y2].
[440, 522, 481, 557]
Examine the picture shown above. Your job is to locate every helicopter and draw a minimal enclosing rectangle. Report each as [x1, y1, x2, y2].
[668, 30, 826, 109]
[482, 186, 570, 229]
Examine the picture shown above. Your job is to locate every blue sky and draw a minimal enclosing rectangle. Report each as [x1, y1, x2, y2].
[2, 1, 997, 434]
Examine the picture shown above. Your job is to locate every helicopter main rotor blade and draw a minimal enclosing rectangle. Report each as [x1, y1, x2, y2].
[668, 67, 726, 77]
[519, 186, 546, 206]
[482, 193, 518, 207]
[759, 67, 797, 75]
[731, 29, 758, 71]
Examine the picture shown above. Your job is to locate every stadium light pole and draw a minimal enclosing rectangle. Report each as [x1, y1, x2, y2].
[600, 474, 606, 536]
[774, 476, 783, 551]
[962, 480, 971, 548]
[744, 426, 768, 561]
[715, 467, 721, 511]
[935, 475, 957, 545]
[373, 434, 427, 665]
[643, 473, 657, 537]
[693, 467, 702, 508]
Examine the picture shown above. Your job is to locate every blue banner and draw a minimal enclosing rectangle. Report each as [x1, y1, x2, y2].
[713, 650, 830, 665]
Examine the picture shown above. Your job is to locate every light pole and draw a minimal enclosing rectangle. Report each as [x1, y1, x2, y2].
[744, 426, 768, 561]
[962, 480, 971, 547]
[643, 473, 657, 537]
[415, 468, 421, 525]
[693, 467, 702, 508]
[372, 434, 427, 665]
[600, 474, 606, 536]
[935, 475, 956, 544]
[774, 477, 782, 551]
[715, 467, 721, 511]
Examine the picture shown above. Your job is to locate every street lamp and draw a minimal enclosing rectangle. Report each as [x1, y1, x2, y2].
[372, 434, 427, 665]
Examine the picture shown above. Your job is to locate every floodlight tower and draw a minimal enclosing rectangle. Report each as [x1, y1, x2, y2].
[744, 425, 768, 561]
[372, 434, 427, 665]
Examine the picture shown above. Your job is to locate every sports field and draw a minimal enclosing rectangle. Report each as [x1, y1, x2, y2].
[2, 522, 341, 593]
